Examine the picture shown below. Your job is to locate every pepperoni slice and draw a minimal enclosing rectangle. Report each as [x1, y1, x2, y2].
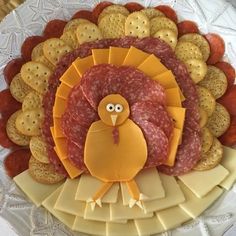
[205, 33, 225, 65]
[71, 10, 96, 24]
[43, 19, 67, 38]
[21, 36, 46, 61]
[155, 5, 178, 24]
[92, 1, 113, 20]
[124, 2, 144, 12]
[4, 149, 31, 178]
[3, 58, 25, 85]
[215, 61, 235, 88]
[177, 20, 199, 37]
[219, 116, 236, 147]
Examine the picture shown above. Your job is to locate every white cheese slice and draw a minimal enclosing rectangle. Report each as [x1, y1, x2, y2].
[75, 174, 119, 203]
[42, 185, 75, 229]
[134, 216, 164, 236]
[178, 164, 229, 198]
[219, 146, 236, 190]
[120, 168, 165, 205]
[110, 193, 153, 221]
[107, 220, 139, 236]
[73, 216, 106, 236]
[14, 170, 64, 207]
[54, 178, 85, 216]
[143, 173, 185, 213]
[157, 206, 191, 230]
[178, 181, 223, 218]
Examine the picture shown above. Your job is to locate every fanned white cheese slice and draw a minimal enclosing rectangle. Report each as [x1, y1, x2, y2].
[219, 146, 236, 190]
[178, 181, 223, 218]
[120, 168, 165, 205]
[75, 174, 119, 203]
[143, 173, 185, 213]
[54, 178, 85, 216]
[42, 185, 75, 229]
[178, 164, 229, 197]
[14, 170, 63, 207]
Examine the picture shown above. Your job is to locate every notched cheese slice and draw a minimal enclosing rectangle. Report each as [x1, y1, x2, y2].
[178, 181, 223, 218]
[109, 47, 129, 66]
[123, 46, 149, 67]
[14, 170, 63, 207]
[178, 164, 229, 198]
[56, 83, 72, 100]
[73, 55, 94, 77]
[92, 49, 109, 65]
[53, 97, 67, 118]
[53, 118, 64, 138]
[165, 88, 182, 107]
[107, 220, 139, 236]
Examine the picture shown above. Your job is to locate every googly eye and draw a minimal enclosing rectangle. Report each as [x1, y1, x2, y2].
[106, 103, 115, 112]
[115, 104, 123, 113]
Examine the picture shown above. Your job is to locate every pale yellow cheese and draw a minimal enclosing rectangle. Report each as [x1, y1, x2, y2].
[178, 164, 229, 198]
[123, 46, 150, 67]
[14, 170, 63, 207]
[54, 178, 85, 217]
[219, 146, 236, 190]
[142, 173, 185, 213]
[107, 220, 139, 236]
[73, 55, 94, 77]
[42, 185, 76, 229]
[75, 174, 119, 203]
[73, 216, 106, 235]
[178, 181, 223, 218]
[157, 206, 191, 230]
[120, 168, 165, 206]
[109, 47, 129, 66]
[134, 216, 164, 236]
[92, 49, 110, 65]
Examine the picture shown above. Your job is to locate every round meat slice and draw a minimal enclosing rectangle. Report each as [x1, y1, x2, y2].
[158, 128, 201, 176]
[131, 101, 174, 138]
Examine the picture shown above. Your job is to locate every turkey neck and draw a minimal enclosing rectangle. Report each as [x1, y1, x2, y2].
[112, 127, 119, 144]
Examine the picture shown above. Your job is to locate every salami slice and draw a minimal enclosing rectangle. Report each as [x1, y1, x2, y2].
[158, 128, 201, 176]
[177, 20, 199, 37]
[92, 2, 113, 20]
[124, 2, 144, 12]
[72, 10, 96, 23]
[43, 19, 67, 38]
[155, 5, 178, 24]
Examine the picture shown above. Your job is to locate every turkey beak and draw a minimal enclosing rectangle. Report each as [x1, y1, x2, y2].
[111, 115, 117, 126]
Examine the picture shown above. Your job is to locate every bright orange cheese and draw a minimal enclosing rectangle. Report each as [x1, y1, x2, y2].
[123, 46, 150, 67]
[56, 83, 72, 100]
[165, 88, 182, 107]
[59, 64, 81, 88]
[109, 47, 129, 66]
[53, 118, 65, 138]
[50, 126, 55, 138]
[73, 55, 94, 77]
[61, 159, 83, 179]
[165, 128, 181, 166]
[153, 70, 178, 89]
[53, 97, 67, 118]
[92, 49, 109, 65]
[54, 138, 67, 160]
[138, 54, 168, 77]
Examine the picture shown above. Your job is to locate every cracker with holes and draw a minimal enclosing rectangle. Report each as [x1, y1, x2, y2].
[194, 138, 223, 171]
[43, 38, 72, 66]
[199, 108, 208, 128]
[15, 108, 44, 136]
[199, 66, 228, 99]
[99, 13, 126, 39]
[201, 127, 213, 154]
[196, 86, 216, 117]
[175, 41, 203, 62]
[30, 136, 50, 164]
[64, 18, 90, 32]
[10, 73, 32, 102]
[6, 110, 31, 146]
[179, 33, 210, 61]
[150, 16, 178, 36]
[21, 62, 51, 94]
[207, 103, 230, 137]
[154, 29, 177, 49]
[31, 42, 44, 61]
[185, 59, 207, 83]
[34, 55, 55, 71]
[77, 22, 102, 44]
[140, 7, 164, 19]
[22, 91, 43, 112]
[125, 12, 150, 38]
[98, 4, 129, 23]
[60, 30, 78, 49]
[29, 156, 65, 184]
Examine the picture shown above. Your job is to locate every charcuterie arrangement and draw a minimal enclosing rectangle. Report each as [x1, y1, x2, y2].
[1, 2, 236, 235]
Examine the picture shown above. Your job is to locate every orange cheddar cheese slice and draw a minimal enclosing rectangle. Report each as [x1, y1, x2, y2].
[92, 49, 109, 65]
[60, 64, 81, 88]
[56, 83, 72, 100]
[54, 138, 68, 160]
[165, 128, 181, 166]
[138, 54, 168, 77]
[61, 159, 83, 179]
[165, 88, 182, 107]
[50, 126, 55, 138]
[123, 46, 150, 67]
[53, 97, 67, 118]
[109, 47, 129, 66]
[54, 118, 65, 138]
[73, 55, 94, 77]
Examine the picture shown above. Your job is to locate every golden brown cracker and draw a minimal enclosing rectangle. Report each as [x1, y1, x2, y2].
[140, 8, 165, 19]
[199, 108, 208, 128]
[31, 42, 44, 61]
[154, 29, 177, 49]
[200, 127, 214, 154]
[64, 18, 90, 32]
[34, 55, 55, 71]
[22, 91, 43, 112]
[60, 30, 78, 49]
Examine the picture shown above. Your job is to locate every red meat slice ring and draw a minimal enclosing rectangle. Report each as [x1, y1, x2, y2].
[155, 5, 178, 24]
[72, 10, 96, 23]
[177, 20, 199, 37]
[92, 1, 114, 21]
[43, 19, 67, 38]
[124, 2, 144, 12]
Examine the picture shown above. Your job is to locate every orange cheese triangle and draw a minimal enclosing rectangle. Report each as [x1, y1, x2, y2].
[56, 83, 72, 100]
[60, 64, 81, 88]
[109, 47, 129, 66]
[73, 55, 94, 77]
[92, 49, 110, 65]
[165, 88, 182, 107]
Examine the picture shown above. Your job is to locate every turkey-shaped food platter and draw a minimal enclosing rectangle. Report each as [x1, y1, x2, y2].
[1, 1, 236, 236]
